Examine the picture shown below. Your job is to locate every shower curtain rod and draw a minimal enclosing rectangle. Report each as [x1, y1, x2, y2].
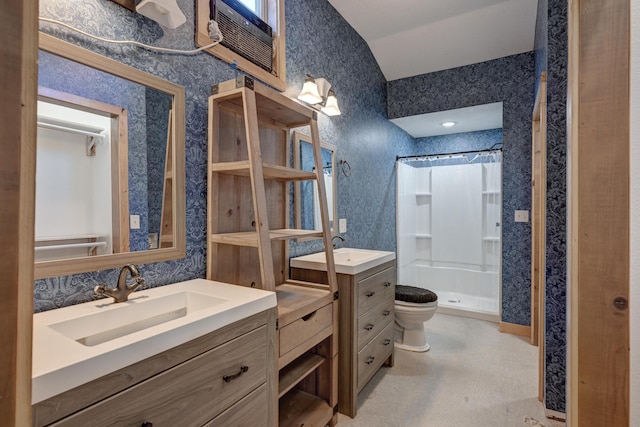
[396, 143, 502, 162]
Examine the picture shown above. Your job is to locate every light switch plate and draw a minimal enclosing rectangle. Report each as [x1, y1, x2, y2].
[130, 214, 140, 229]
[514, 210, 529, 223]
[339, 218, 347, 233]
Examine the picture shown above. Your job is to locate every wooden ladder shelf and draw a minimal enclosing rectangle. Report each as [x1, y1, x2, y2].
[207, 77, 339, 427]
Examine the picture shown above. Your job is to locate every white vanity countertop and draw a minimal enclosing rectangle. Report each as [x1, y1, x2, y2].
[32, 279, 276, 404]
[290, 247, 396, 275]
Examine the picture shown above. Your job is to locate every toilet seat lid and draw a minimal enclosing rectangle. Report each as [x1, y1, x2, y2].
[395, 285, 438, 303]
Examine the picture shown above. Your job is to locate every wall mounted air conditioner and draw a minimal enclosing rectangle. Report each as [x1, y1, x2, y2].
[211, 0, 274, 72]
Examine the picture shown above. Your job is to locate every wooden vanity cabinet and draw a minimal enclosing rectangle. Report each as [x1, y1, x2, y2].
[32, 309, 277, 427]
[291, 260, 396, 418]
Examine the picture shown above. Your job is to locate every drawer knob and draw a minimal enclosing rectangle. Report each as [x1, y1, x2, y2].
[366, 291, 376, 297]
[141, 423, 153, 427]
[382, 310, 391, 317]
[383, 339, 391, 346]
[223, 365, 249, 383]
[365, 356, 376, 365]
[364, 323, 374, 331]
[384, 281, 392, 287]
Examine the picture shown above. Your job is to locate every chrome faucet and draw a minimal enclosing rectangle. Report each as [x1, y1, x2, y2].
[94, 264, 146, 303]
[331, 235, 346, 248]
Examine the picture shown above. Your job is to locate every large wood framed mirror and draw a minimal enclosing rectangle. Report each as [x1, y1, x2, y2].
[35, 33, 186, 279]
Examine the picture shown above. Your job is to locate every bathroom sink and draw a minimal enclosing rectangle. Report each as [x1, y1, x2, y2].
[48, 291, 228, 347]
[291, 247, 396, 275]
[32, 279, 276, 404]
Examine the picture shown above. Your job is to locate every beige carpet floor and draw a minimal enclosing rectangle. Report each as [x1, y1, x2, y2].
[336, 313, 566, 427]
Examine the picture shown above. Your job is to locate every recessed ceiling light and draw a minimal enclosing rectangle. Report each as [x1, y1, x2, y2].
[441, 121, 457, 128]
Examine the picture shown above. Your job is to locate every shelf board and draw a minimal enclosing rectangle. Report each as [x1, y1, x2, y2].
[415, 192, 432, 196]
[210, 229, 324, 247]
[211, 161, 317, 181]
[416, 234, 432, 239]
[278, 353, 325, 398]
[212, 80, 314, 128]
[482, 237, 500, 242]
[482, 190, 501, 195]
[209, 231, 259, 247]
[279, 389, 333, 427]
[276, 282, 332, 328]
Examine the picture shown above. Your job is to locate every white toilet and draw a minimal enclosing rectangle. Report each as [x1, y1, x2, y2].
[394, 285, 438, 352]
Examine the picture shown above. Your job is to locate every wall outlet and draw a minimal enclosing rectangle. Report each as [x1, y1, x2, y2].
[514, 210, 529, 223]
[130, 214, 140, 229]
[339, 218, 347, 233]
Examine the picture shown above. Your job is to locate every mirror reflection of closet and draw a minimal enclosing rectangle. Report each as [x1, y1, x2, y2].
[35, 33, 186, 279]
[293, 131, 337, 235]
[35, 89, 129, 262]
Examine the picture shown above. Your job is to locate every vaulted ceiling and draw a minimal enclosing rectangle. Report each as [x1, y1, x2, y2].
[326, 0, 538, 136]
[327, 0, 538, 82]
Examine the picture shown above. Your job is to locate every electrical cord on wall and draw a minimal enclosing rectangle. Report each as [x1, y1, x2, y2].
[39, 17, 224, 55]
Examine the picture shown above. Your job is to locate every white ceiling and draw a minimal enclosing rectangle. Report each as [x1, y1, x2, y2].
[326, 0, 537, 136]
[390, 102, 503, 138]
[327, 0, 539, 81]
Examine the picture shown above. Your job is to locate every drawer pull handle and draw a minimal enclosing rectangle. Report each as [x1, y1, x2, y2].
[223, 365, 249, 383]
[383, 339, 391, 346]
[302, 311, 317, 321]
[365, 356, 376, 365]
[384, 281, 392, 287]
[366, 291, 376, 297]
[364, 323, 374, 331]
[141, 423, 153, 427]
[382, 310, 391, 317]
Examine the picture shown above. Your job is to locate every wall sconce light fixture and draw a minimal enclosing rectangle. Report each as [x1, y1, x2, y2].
[136, 0, 187, 29]
[297, 75, 341, 116]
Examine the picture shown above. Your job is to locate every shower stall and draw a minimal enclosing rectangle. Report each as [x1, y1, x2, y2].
[396, 148, 502, 321]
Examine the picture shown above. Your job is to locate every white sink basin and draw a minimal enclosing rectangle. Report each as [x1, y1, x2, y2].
[291, 247, 396, 275]
[49, 291, 228, 347]
[32, 279, 276, 404]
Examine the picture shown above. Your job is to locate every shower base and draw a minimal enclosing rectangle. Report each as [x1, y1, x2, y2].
[435, 291, 500, 323]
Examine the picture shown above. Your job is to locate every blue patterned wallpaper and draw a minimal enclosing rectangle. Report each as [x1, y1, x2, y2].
[34, 0, 567, 414]
[389, 52, 535, 327]
[411, 129, 503, 156]
[286, 0, 414, 258]
[535, 0, 568, 414]
[401, 130, 503, 168]
[35, 0, 413, 310]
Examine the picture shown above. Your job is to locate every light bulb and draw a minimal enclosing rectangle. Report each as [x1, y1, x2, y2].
[297, 76, 322, 104]
[321, 91, 341, 116]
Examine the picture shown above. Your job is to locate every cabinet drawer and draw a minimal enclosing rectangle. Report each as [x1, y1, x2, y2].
[53, 326, 267, 427]
[357, 267, 395, 316]
[279, 303, 333, 358]
[357, 298, 394, 351]
[203, 383, 267, 427]
[357, 322, 394, 391]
